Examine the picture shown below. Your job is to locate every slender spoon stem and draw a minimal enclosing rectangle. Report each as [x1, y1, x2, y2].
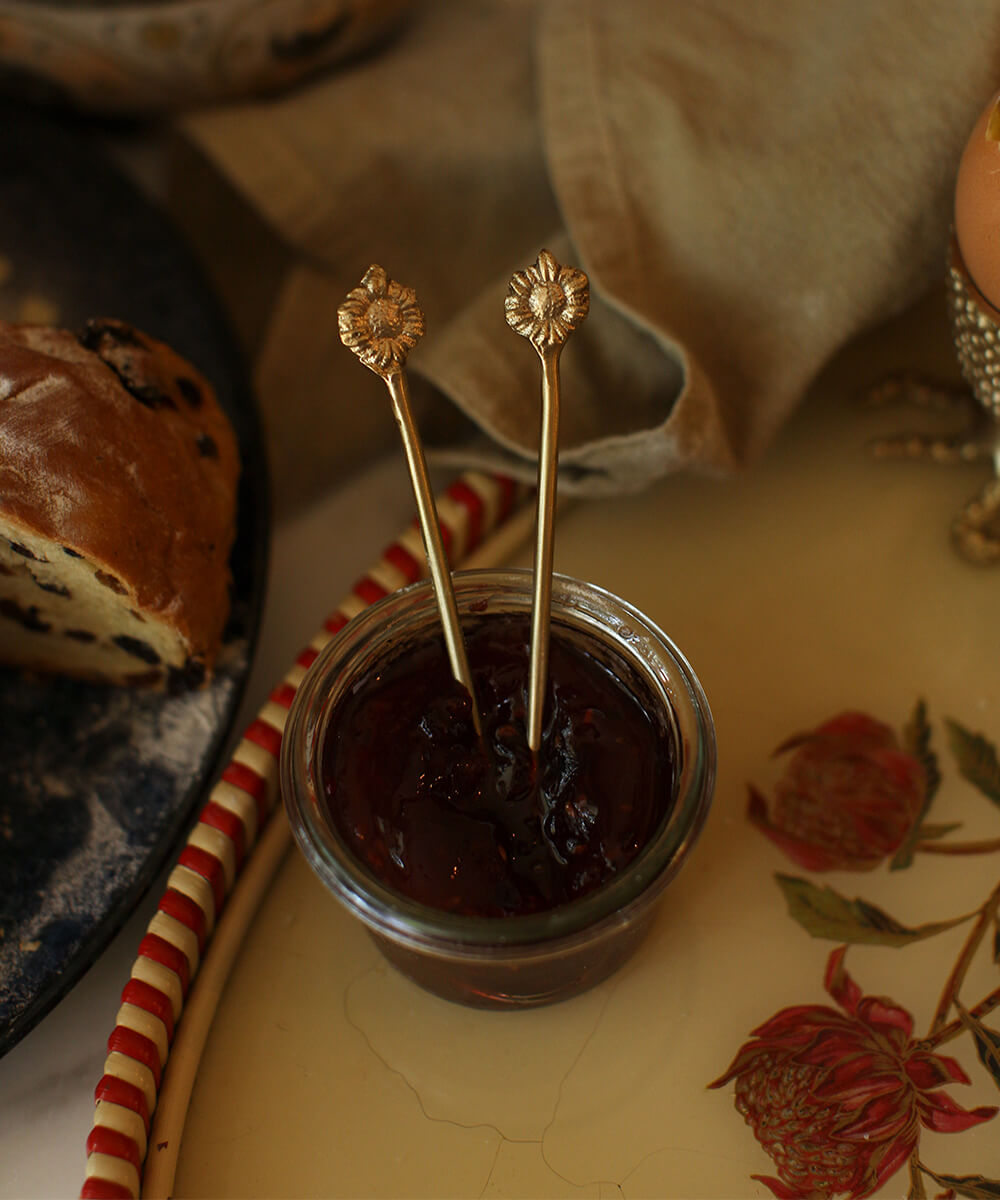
[386, 371, 479, 730]
[505, 249, 590, 757]
[528, 346, 561, 753]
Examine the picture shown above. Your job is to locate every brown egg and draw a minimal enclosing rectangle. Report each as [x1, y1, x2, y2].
[955, 89, 1000, 309]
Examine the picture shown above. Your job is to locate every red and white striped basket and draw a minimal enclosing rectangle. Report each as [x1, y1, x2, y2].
[81, 469, 529, 1200]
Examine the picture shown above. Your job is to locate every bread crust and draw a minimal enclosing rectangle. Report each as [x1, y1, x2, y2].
[0, 317, 240, 679]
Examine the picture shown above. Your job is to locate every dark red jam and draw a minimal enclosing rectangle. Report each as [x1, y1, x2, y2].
[320, 613, 676, 918]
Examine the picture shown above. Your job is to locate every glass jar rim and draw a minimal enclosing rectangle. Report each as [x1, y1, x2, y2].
[280, 569, 716, 958]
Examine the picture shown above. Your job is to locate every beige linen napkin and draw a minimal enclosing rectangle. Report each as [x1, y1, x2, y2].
[173, 0, 1000, 514]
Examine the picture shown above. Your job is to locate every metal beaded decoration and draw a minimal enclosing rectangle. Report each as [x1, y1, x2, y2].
[872, 236, 1000, 564]
[945, 242, 1000, 562]
[948, 246, 1000, 418]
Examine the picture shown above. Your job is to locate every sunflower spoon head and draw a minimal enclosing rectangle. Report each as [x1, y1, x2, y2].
[505, 248, 590, 355]
[338, 264, 426, 379]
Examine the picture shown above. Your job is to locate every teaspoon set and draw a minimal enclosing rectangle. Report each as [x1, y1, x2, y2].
[337, 250, 590, 754]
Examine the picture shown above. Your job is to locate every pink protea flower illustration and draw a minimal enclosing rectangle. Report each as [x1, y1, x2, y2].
[748, 712, 926, 871]
[710, 947, 997, 1200]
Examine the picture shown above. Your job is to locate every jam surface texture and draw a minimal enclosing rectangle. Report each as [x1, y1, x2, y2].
[321, 613, 676, 918]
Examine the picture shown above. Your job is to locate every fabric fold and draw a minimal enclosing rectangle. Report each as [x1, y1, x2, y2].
[175, 0, 1000, 514]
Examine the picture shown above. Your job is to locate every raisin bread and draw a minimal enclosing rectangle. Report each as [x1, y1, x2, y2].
[0, 317, 240, 687]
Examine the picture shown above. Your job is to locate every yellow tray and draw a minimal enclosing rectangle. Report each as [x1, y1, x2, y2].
[93, 291, 1000, 1199]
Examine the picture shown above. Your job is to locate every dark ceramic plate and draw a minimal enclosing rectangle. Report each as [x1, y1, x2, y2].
[0, 105, 270, 1056]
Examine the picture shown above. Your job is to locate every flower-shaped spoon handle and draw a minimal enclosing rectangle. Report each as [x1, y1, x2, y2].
[339, 265, 479, 731]
[506, 250, 590, 752]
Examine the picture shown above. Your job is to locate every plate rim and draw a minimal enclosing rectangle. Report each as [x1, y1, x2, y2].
[0, 102, 271, 1058]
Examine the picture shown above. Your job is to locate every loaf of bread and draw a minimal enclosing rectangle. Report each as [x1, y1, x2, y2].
[0, 317, 240, 688]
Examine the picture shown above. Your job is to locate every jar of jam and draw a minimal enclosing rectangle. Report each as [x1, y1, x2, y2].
[281, 569, 715, 1008]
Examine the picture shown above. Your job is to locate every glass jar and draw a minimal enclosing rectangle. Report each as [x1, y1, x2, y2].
[280, 569, 716, 1009]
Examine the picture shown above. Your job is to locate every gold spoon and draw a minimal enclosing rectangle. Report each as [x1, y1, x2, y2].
[338, 264, 480, 734]
[505, 250, 590, 753]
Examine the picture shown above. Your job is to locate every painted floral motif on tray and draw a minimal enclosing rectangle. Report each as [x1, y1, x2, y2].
[712, 703, 1000, 1199]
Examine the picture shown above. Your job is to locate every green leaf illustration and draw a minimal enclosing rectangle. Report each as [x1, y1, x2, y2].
[956, 1001, 1000, 1092]
[945, 718, 1000, 810]
[919, 1167, 1000, 1199]
[905, 698, 942, 796]
[776, 874, 973, 946]
[892, 698, 943, 871]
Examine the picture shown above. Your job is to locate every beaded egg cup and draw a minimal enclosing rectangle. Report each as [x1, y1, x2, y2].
[872, 235, 1000, 564]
